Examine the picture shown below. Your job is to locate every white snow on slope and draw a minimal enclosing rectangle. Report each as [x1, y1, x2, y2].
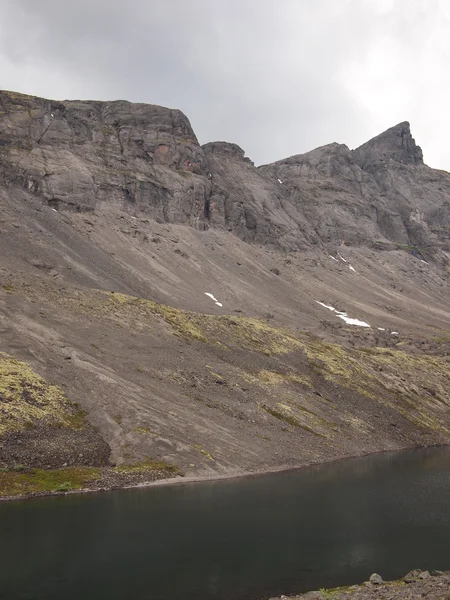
[277, 178, 283, 184]
[205, 292, 223, 307]
[378, 327, 386, 331]
[339, 315, 370, 327]
[337, 253, 347, 263]
[329, 255, 339, 261]
[316, 301, 336, 311]
[420, 260, 429, 265]
[349, 265, 356, 273]
[315, 300, 370, 327]
[391, 331, 399, 335]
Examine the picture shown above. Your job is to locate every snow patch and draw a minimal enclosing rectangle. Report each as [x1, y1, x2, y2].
[277, 178, 283, 184]
[420, 260, 429, 265]
[378, 327, 386, 331]
[51, 208, 57, 212]
[337, 253, 347, 263]
[391, 331, 399, 335]
[205, 292, 223, 307]
[51, 113, 54, 117]
[339, 315, 370, 327]
[316, 301, 336, 311]
[315, 300, 370, 328]
[349, 265, 356, 272]
[329, 255, 339, 261]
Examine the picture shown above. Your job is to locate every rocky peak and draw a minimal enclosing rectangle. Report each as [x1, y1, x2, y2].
[202, 141, 254, 165]
[1, 90, 449, 258]
[353, 121, 423, 168]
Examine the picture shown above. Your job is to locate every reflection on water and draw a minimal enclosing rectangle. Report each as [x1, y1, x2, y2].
[0, 447, 450, 600]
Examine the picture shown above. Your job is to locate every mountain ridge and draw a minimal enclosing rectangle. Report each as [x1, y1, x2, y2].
[1, 90, 449, 260]
[1, 90, 450, 500]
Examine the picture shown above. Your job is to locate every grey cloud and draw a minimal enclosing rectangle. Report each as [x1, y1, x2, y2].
[0, 0, 447, 168]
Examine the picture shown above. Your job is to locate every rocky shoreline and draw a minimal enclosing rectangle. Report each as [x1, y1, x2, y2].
[268, 570, 450, 600]
[2, 443, 450, 503]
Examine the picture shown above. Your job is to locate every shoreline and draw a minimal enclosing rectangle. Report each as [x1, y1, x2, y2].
[266, 570, 450, 600]
[2, 442, 448, 504]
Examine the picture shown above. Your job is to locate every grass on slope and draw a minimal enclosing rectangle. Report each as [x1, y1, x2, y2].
[0, 352, 86, 434]
[0, 460, 180, 497]
[11, 285, 450, 439]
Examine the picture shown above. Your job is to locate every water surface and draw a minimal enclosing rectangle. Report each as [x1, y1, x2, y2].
[1, 447, 450, 600]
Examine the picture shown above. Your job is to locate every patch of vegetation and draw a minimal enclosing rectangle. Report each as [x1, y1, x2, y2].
[43, 288, 304, 353]
[20, 285, 450, 438]
[2, 284, 16, 294]
[0, 466, 101, 497]
[394, 243, 422, 255]
[192, 444, 215, 461]
[263, 402, 329, 438]
[0, 352, 87, 434]
[135, 427, 152, 434]
[108, 292, 209, 342]
[264, 405, 301, 428]
[256, 369, 312, 387]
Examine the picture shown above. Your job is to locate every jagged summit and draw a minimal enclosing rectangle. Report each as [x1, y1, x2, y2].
[353, 121, 424, 166]
[0, 90, 448, 256]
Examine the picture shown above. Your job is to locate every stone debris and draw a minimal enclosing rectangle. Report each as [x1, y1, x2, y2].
[267, 570, 450, 600]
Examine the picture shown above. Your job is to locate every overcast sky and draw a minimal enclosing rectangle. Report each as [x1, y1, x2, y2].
[0, 0, 448, 169]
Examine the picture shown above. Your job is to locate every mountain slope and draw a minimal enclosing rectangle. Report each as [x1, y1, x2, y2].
[0, 90, 449, 498]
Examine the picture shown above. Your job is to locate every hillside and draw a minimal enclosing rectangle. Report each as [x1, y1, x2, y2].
[1, 90, 450, 498]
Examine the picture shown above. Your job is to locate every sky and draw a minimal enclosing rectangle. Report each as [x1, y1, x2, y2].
[0, 0, 448, 169]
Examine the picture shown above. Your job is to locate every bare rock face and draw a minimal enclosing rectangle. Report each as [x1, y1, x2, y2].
[0, 90, 449, 258]
[0, 90, 210, 227]
[353, 121, 423, 168]
[260, 124, 450, 258]
[202, 140, 318, 250]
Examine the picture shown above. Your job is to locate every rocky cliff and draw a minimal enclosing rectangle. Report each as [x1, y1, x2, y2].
[1, 90, 450, 499]
[2, 90, 449, 257]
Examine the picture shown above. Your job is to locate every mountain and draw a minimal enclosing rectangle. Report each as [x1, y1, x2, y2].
[1, 90, 450, 498]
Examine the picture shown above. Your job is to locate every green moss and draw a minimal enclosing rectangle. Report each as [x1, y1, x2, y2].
[107, 292, 209, 342]
[254, 369, 312, 387]
[192, 444, 215, 461]
[135, 427, 152, 434]
[18, 285, 450, 439]
[264, 405, 301, 427]
[263, 402, 329, 438]
[0, 466, 101, 497]
[0, 352, 86, 434]
[395, 243, 421, 253]
[2, 284, 16, 294]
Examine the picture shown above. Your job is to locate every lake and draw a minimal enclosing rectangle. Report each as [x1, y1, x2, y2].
[1, 447, 449, 600]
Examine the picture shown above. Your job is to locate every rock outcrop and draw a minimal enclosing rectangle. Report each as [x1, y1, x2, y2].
[1, 90, 449, 258]
[267, 570, 450, 600]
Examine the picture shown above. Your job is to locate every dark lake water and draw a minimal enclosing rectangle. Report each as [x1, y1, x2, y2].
[1, 447, 450, 600]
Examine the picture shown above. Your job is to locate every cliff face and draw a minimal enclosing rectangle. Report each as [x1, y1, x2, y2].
[260, 123, 450, 256]
[1, 91, 450, 258]
[1, 90, 450, 499]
